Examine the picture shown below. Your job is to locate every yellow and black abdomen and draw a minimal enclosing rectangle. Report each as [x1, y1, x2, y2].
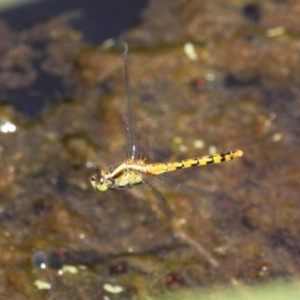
[146, 150, 243, 175]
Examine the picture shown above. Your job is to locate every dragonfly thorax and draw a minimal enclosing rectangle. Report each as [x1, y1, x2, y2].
[90, 160, 147, 191]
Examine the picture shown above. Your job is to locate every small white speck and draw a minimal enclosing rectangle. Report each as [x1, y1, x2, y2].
[0, 121, 17, 133]
[127, 247, 133, 253]
[205, 73, 216, 81]
[58, 269, 63, 276]
[264, 119, 272, 127]
[184, 42, 198, 60]
[61, 265, 78, 274]
[34, 280, 51, 290]
[79, 233, 85, 239]
[272, 132, 282, 142]
[266, 26, 285, 38]
[179, 144, 187, 152]
[209, 145, 217, 155]
[40, 263, 47, 269]
[86, 161, 96, 168]
[103, 283, 123, 294]
[102, 38, 115, 49]
[193, 139, 204, 149]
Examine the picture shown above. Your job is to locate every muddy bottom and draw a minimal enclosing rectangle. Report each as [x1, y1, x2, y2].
[0, 1, 300, 299]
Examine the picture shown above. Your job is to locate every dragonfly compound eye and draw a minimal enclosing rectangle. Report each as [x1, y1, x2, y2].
[90, 169, 102, 189]
[90, 174, 97, 189]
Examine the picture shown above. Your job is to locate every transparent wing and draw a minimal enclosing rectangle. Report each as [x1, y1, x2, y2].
[123, 43, 137, 160]
[140, 171, 214, 221]
[131, 83, 179, 163]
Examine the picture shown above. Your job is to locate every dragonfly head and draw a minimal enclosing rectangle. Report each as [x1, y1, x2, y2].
[90, 169, 110, 192]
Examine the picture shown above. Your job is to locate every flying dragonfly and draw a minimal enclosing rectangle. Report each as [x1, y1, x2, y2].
[90, 44, 243, 214]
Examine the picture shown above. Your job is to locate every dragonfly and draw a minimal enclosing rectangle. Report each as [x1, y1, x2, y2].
[90, 44, 243, 209]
